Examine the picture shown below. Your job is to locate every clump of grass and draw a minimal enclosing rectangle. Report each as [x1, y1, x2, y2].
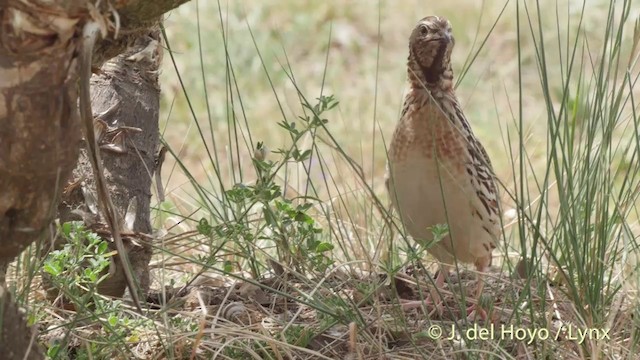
[503, 0, 640, 356]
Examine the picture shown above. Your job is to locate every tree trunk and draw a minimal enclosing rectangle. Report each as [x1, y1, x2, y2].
[0, 0, 81, 268]
[57, 29, 162, 297]
[0, 5, 80, 358]
[0, 1, 189, 358]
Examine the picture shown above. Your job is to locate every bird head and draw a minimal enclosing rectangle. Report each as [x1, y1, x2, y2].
[408, 16, 455, 85]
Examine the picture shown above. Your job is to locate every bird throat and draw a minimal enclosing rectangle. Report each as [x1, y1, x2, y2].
[413, 42, 448, 85]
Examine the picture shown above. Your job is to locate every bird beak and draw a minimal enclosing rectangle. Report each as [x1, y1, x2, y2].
[440, 31, 452, 43]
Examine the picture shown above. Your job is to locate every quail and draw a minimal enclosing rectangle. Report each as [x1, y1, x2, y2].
[385, 16, 501, 320]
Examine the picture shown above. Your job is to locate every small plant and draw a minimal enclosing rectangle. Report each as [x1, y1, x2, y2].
[194, 96, 338, 278]
[261, 95, 338, 274]
[42, 222, 134, 358]
[44, 221, 113, 303]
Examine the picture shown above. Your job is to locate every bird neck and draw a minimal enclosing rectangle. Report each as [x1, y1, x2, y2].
[404, 62, 470, 134]
[407, 53, 454, 95]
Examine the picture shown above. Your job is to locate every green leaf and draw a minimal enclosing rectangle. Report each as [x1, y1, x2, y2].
[97, 240, 109, 254]
[294, 212, 313, 224]
[108, 314, 118, 327]
[61, 222, 73, 238]
[263, 206, 277, 226]
[43, 262, 61, 276]
[223, 260, 233, 273]
[197, 218, 213, 236]
[315, 242, 334, 253]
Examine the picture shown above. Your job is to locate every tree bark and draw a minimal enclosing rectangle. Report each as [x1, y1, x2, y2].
[0, 0, 188, 267]
[58, 29, 162, 297]
[0, 1, 189, 358]
[0, 0, 81, 267]
[0, 287, 44, 359]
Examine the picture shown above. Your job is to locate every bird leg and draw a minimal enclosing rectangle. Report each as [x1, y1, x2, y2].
[467, 258, 490, 321]
[429, 265, 448, 314]
[399, 265, 448, 316]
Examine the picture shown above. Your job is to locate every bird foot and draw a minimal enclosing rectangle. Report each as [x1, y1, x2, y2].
[466, 304, 488, 322]
[466, 303, 500, 324]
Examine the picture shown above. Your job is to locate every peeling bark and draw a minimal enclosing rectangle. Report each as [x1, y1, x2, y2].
[58, 30, 162, 297]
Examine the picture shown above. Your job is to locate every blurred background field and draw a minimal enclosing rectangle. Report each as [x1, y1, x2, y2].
[160, 0, 529, 199]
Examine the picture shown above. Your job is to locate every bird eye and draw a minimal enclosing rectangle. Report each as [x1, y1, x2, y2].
[420, 25, 429, 35]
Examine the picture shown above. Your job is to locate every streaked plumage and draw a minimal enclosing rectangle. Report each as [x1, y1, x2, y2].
[385, 16, 501, 319]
